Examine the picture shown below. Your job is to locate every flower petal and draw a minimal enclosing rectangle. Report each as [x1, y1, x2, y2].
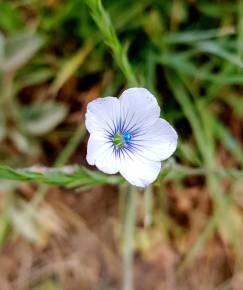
[85, 97, 120, 134]
[132, 118, 178, 161]
[118, 153, 161, 187]
[119, 88, 160, 133]
[86, 132, 118, 174]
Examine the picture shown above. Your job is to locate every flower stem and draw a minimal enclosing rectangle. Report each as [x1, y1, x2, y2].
[122, 184, 137, 290]
[85, 0, 137, 86]
[144, 185, 153, 227]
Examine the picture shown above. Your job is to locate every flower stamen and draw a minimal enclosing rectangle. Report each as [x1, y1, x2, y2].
[113, 132, 132, 148]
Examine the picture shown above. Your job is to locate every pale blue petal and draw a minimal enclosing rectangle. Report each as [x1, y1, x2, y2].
[118, 153, 161, 187]
[85, 97, 120, 134]
[132, 118, 178, 161]
[86, 132, 119, 174]
[119, 88, 160, 133]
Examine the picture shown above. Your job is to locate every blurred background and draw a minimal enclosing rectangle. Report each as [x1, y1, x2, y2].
[0, 0, 243, 289]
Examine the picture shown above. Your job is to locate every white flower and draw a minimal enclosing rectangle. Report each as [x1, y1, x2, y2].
[85, 87, 178, 187]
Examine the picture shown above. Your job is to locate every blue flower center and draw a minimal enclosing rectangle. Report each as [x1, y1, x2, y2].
[123, 132, 132, 142]
[112, 131, 132, 148]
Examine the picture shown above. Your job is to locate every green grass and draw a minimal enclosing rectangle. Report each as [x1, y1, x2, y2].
[0, 0, 243, 289]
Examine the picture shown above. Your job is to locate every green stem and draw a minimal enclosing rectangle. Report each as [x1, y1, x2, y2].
[144, 185, 153, 227]
[54, 124, 86, 167]
[122, 185, 137, 290]
[238, 0, 243, 60]
[86, 0, 137, 86]
[1, 70, 16, 122]
[0, 162, 242, 186]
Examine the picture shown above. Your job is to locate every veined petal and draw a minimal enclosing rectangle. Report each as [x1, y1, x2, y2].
[85, 97, 120, 135]
[86, 132, 118, 174]
[118, 153, 161, 187]
[85, 87, 178, 187]
[132, 118, 178, 161]
[119, 88, 160, 133]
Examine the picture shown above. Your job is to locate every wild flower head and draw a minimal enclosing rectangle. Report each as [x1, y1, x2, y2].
[85, 88, 178, 187]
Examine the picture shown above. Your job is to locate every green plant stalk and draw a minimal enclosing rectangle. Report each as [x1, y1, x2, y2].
[0, 163, 242, 187]
[54, 125, 86, 167]
[84, 3, 139, 289]
[31, 124, 86, 206]
[238, 0, 243, 60]
[0, 165, 123, 187]
[144, 185, 153, 227]
[179, 75, 227, 206]
[167, 71, 242, 267]
[0, 70, 17, 245]
[1, 70, 17, 124]
[180, 76, 232, 211]
[0, 213, 11, 247]
[165, 71, 227, 264]
[85, 0, 137, 86]
[2, 71, 14, 102]
[122, 185, 137, 290]
[31, 41, 92, 206]
[178, 212, 218, 272]
[178, 177, 239, 271]
[50, 43, 93, 95]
